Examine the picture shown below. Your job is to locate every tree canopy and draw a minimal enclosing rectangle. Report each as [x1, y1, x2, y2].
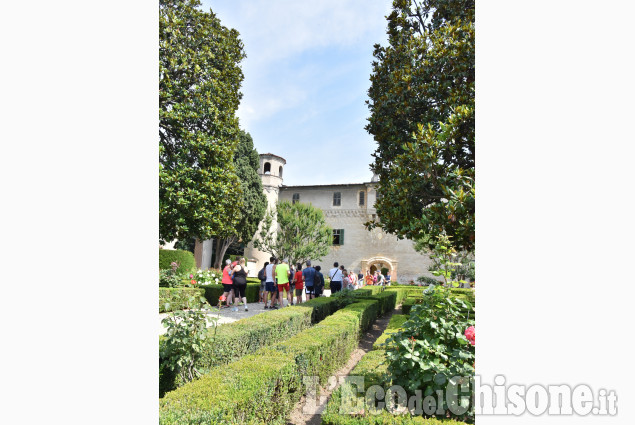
[212, 130, 267, 268]
[159, 0, 245, 243]
[253, 201, 332, 267]
[366, 0, 475, 252]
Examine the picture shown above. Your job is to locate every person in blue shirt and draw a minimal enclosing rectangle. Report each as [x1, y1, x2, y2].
[302, 260, 317, 300]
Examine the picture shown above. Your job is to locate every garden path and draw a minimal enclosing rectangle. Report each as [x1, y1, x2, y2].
[159, 289, 332, 335]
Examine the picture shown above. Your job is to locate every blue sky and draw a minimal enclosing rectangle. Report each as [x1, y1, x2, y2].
[202, 0, 393, 185]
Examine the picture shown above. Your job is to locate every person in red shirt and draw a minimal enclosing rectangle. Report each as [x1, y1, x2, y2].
[293, 263, 304, 305]
[221, 259, 234, 307]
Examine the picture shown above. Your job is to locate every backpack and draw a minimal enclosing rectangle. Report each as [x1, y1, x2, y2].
[258, 267, 266, 281]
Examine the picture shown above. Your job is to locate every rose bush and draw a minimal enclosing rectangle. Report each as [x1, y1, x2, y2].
[385, 286, 475, 422]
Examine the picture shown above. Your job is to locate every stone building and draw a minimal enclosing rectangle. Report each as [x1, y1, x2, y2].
[244, 153, 435, 284]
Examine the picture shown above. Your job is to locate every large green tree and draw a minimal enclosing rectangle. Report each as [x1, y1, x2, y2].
[366, 0, 475, 252]
[159, 0, 245, 243]
[212, 130, 267, 269]
[254, 201, 332, 267]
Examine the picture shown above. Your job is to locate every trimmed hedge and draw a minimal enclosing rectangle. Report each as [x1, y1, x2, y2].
[200, 283, 260, 305]
[402, 296, 474, 316]
[197, 296, 344, 372]
[159, 288, 207, 313]
[321, 350, 466, 425]
[159, 300, 380, 424]
[159, 249, 196, 273]
[353, 290, 398, 316]
[159, 295, 345, 396]
[372, 314, 408, 350]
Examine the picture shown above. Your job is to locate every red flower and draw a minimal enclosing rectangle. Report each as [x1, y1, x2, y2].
[219, 295, 226, 302]
[464, 326, 475, 345]
[191, 280, 197, 285]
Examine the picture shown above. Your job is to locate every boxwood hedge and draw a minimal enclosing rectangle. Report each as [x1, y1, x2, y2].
[159, 249, 196, 273]
[159, 300, 381, 424]
[372, 314, 408, 350]
[159, 296, 346, 397]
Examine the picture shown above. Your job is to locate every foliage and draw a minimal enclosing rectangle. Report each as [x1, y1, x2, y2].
[159, 267, 184, 288]
[373, 313, 408, 350]
[417, 275, 441, 286]
[159, 0, 245, 243]
[159, 249, 196, 274]
[173, 237, 195, 253]
[160, 294, 217, 384]
[426, 234, 471, 287]
[159, 288, 207, 313]
[386, 287, 475, 422]
[253, 200, 332, 266]
[212, 130, 268, 268]
[366, 0, 475, 252]
[159, 300, 380, 424]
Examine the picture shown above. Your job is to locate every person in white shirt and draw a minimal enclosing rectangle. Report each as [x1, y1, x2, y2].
[329, 262, 343, 293]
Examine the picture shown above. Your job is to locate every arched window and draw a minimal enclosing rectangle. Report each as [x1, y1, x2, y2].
[279, 166, 283, 177]
[264, 162, 271, 174]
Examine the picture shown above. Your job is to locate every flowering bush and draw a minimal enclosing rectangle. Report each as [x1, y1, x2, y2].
[386, 286, 475, 421]
[194, 268, 223, 286]
[160, 267, 184, 288]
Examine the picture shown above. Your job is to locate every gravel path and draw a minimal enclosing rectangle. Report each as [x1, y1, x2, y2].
[159, 290, 332, 335]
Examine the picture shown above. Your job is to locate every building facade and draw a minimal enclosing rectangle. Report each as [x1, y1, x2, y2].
[245, 153, 435, 284]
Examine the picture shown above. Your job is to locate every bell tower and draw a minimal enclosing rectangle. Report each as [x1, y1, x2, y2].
[244, 153, 286, 270]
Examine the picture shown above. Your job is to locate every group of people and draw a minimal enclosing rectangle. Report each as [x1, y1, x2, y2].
[219, 257, 392, 311]
[259, 257, 326, 309]
[327, 262, 390, 292]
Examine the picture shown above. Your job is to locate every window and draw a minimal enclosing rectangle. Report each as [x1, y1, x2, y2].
[333, 229, 345, 245]
[279, 166, 283, 177]
[333, 192, 341, 206]
[359, 191, 365, 206]
[292, 193, 300, 204]
[263, 162, 271, 174]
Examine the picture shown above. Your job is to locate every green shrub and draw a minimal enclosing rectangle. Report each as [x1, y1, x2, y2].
[322, 349, 467, 425]
[159, 249, 196, 273]
[161, 295, 345, 396]
[159, 300, 380, 424]
[159, 288, 207, 313]
[160, 352, 300, 425]
[372, 314, 408, 350]
[263, 300, 379, 384]
[353, 290, 397, 316]
[386, 288, 475, 422]
[200, 283, 260, 304]
[197, 305, 314, 373]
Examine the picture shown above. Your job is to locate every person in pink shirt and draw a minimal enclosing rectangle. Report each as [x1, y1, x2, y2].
[221, 259, 234, 308]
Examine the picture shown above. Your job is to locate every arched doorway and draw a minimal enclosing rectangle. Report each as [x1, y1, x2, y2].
[361, 256, 398, 282]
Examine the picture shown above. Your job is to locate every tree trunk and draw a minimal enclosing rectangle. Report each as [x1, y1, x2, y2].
[213, 237, 236, 269]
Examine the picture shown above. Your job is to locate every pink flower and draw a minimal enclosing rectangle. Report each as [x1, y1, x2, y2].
[464, 326, 475, 345]
[190, 274, 194, 279]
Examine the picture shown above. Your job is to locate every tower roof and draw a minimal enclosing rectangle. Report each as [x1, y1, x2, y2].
[260, 153, 287, 164]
